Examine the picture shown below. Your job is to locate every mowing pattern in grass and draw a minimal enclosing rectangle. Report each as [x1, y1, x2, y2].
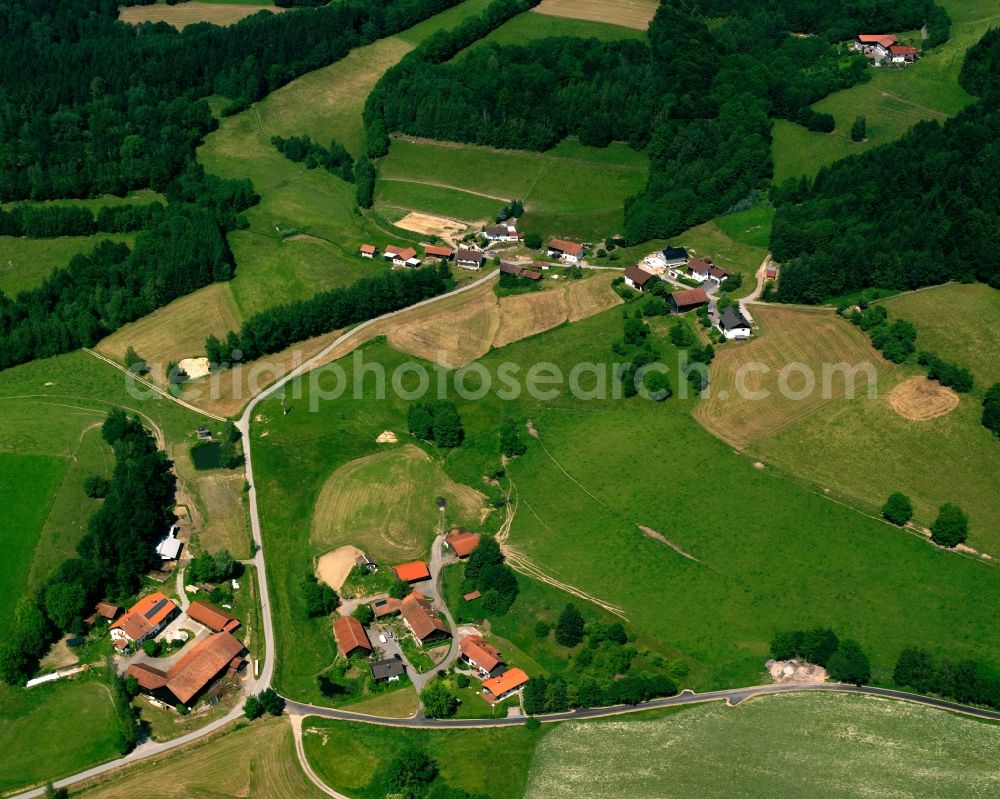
[526, 692, 1000, 798]
[310, 444, 485, 563]
[771, 0, 1000, 182]
[0, 453, 65, 640]
[119, 2, 285, 30]
[0, 234, 135, 297]
[881, 283, 1000, 387]
[75, 717, 323, 798]
[694, 305, 892, 448]
[531, 0, 658, 30]
[304, 717, 546, 799]
[376, 137, 649, 240]
[479, 7, 648, 46]
[0, 680, 119, 795]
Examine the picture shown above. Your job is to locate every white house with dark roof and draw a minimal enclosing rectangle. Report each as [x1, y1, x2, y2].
[718, 305, 752, 340]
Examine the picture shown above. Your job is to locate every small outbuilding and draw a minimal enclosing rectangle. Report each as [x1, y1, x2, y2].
[392, 561, 431, 583]
[333, 614, 372, 657]
[360, 244, 377, 259]
[669, 288, 710, 314]
[445, 528, 480, 558]
[186, 600, 241, 633]
[371, 655, 406, 682]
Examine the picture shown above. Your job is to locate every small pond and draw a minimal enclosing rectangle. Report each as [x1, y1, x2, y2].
[191, 441, 222, 470]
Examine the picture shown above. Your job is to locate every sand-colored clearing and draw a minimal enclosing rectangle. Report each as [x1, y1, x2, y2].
[315, 545, 364, 591]
[119, 3, 284, 30]
[394, 212, 471, 245]
[178, 357, 211, 380]
[532, 0, 658, 30]
[887, 376, 959, 421]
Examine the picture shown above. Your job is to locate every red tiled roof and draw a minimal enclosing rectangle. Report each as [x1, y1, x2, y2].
[548, 239, 584, 257]
[482, 667, 528, 699]
[670, 288, 710, 307]
[766, 265, 779, 278]
[186, 600, 239, 633]
[111, 592, 178, 642]
[372, 597, 401, 618]
[857, 34, 897, 46]
[500, 261, 524, 276]
[360, 244, 376, 254]
[95, 602, 122, 620]
[460, 634, 504, 672]
[456, 248, 484, 263]
[446, 528, 480, 558]
[889, 44, 919, 55]
[522, 269, 542, 281]
[400, 593, 449, 641]
[393, 561, 431, 582]
[128, 632, 245, 705]
[463, 591, 482, 601]
[333, 614, 372, 655]
[424, 244, 453, 257]
[687, 258, 713, 275]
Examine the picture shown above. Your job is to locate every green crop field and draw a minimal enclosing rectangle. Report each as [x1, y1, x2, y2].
[376, 137, 649, 240]
[526, 692, 1000, 798]
[0, 679, 119, 795]
[882, 283, 1000, 387]
[251, 307, 1000, 697]
[771, 0, 1000, 182]
[0, 453, 65, 640]
[304, 716, 546, 799]
[0, 234, 135, 297]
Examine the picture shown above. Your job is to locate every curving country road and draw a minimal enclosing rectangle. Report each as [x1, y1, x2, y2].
[15, 265, 1000, 798]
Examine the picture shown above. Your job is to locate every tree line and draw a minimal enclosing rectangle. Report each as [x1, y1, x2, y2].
[0, 167, 255, 371]
[772, 29, 1000, 302]
[271, 135, 355, 183]
[0, 201, 163, 238]
[770, 627, 871, 684]
[894, 647, 1000, 710]
[0, 410, 176, 686]
[0, 0, 466, 201]
[205, 262, 451, 363]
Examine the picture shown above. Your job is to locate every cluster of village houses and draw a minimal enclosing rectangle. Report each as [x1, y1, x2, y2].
[88, 591, 248, 710]
[332, 528, 529, 706]
[854, 33, 920, 64]
[360, 221, 765, 340]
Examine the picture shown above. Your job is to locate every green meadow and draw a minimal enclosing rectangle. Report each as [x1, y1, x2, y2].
[376, 138, 649, 239]
[251, 306, 1000, 697]
[0, 679, 120, 794]
[476, 10, 647, 47]
[0, 233, 135, 298]
[771, 0, 1000, 182]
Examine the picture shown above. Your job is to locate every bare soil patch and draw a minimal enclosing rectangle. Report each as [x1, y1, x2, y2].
[394, 212, 471, 245]
[766, 659, 829, 684]
[178, 357, 210, 380]
[887, 376, 960, 421]
[532, 0, 658, 30]
[316, 545, 364, 592]
[637, 525, 703, 564]
[119, 3, 284, 30]
[376, 430, 398, 444]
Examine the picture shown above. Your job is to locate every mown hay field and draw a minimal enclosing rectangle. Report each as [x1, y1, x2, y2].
[481, 6, 648, 45]
[694, 305, 890, 448]
[75, 718, 323, 799]
[531, 0, 659, 30]
[311, 444, 485, 563]
[525, 692, 1000, 799]
[119, 2, 284, 30]
[0, 234, 135, 297]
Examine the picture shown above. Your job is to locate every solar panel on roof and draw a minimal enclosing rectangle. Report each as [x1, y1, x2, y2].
[144, 598, 169, 619]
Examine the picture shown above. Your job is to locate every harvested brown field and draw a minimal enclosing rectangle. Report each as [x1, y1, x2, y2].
[74, 718, 322, 798]
[694, 305, 890, 448]
[97, 283, 243, 387]
[388, 280, 500, 367]
[315, 545, 364, 591]
[394, 212, 471, 245]
[119, 2, 284, 30]
[887, 376, 959, 421]
[532, 0, 658, 30]
[494, 289, 570, 348]
[565, 271, 623, 321]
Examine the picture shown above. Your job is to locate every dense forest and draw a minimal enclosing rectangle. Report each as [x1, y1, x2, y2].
[0, 201, 163, 238]
[0, 411, 176, 685]
[772, 29, 1000, 302]
[368, 0, 945, 243]
[0, 0, 466, 200]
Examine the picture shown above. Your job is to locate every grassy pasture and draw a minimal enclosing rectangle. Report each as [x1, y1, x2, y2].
[693, 305, 892, 448]
[377, 180, 503, 224]
[377, 137, 649, 240]
[881, 283, 1000, 387]
[304, 716, 546, 799]
[0, 679, 120, 795]
[531, 0, 659, 31]
[771, 0, 1000, 182]
[75, 717, 323, 799]
[119, 2, 285, 29]
[526, 692, 1000, 798]
[0, 234, 135, 297]
[478, 7, 648, 46]
[253, 307, 1000, 695]
[310, 443, 485, 563]
[0, 453, 65, 640]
